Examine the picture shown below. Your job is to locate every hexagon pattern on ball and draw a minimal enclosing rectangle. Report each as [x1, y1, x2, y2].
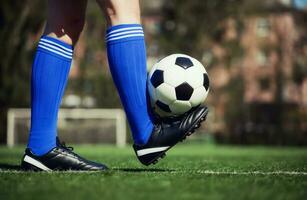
[150, 70, 164, 88]
[156, 100, 171, 113]
[175, 82, 194, 101]
[189, 87, 208, 107]
[175, 57, 194, 69]
[169, 100, 192, 115]
[163, 64, 186, 87]
[203, 73, 210, 90]
[148, 54, 210, 118]
[156, 83, 177, 104]
[185, 67, 204, 88]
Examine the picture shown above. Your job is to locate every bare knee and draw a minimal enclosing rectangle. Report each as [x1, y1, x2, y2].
[97, 0, 141, 26]
[44, 16, 85, 45]
[44, 0, 87, 45]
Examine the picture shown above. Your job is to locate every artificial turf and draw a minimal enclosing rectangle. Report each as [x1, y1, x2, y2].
[0, 143, 306, 200]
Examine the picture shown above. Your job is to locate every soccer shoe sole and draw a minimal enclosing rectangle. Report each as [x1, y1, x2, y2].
[21, 155, 51, 171]
[135, 107, 209, 166]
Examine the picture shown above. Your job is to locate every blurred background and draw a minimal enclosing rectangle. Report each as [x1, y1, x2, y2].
[0, 0, 306, 146]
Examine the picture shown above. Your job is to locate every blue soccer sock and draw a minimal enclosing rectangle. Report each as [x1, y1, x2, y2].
[106, 24, 154, 145]
[27, 36, 73, 156]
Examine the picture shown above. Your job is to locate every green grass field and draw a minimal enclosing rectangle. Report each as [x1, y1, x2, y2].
[0, 143, 306, 200]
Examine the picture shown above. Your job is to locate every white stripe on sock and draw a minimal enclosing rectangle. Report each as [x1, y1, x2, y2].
[40, 38, 73, 53]
[107, 33, 144, 42]
[106, 26, 143, 37]
[39, 41, 73, 56]
[38, 45, 72, 59]
[107, 30, 144, 39]
[23, 155, 52, 171]
[137, 146, 169, 156]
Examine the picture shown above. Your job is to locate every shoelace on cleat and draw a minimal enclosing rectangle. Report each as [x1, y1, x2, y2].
[58, 141, 74, 152]
[57, 142, 83, 159]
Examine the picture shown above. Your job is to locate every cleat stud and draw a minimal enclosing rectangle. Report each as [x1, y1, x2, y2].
[188, 131, 193, 136]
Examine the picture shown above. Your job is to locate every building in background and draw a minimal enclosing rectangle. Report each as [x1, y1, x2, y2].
[206, 1, 307, 144]
[63, 0, 307, 144]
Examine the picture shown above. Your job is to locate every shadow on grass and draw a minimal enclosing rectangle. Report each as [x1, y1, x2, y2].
[114, 168, 175, 173]
[0, 163, 22, 171]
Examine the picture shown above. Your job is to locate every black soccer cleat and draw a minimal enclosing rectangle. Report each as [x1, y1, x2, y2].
[21, 138, 108, 171]
[133, 106, 209, 166]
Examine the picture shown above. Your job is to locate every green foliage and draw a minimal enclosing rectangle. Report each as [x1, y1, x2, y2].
[224, 76, 245, 130]
[159, 0, 244, 57]
[0, 1, 46, 107]
[0, 0, 46, 141]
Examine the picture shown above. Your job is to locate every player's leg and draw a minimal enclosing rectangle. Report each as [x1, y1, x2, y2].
[99, 0, 209, 166]
[22, 0, 107, 171]
[28, 0, 86, 156]
[97, 0, 153, 145]
[43, 0, 87, 45]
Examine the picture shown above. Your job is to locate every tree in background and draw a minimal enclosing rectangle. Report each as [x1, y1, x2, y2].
[0, 1, 46, 142]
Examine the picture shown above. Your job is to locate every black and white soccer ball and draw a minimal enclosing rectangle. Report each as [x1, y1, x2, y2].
[148, 54, 210, 118]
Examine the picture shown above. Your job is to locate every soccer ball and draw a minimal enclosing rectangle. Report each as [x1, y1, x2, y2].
[148, 54, 209, 118]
